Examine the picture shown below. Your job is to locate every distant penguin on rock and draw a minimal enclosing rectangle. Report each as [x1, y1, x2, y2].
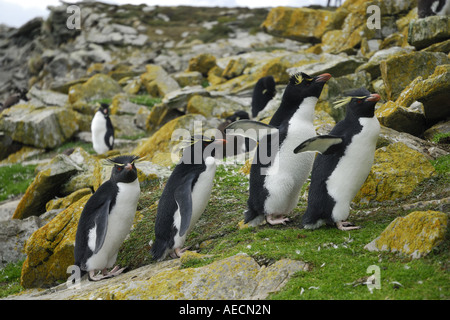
[294, 88, 381, 231]
[91, 103, 114, 154]
[151, 136, 226, 261]
[74, 155, 141, 280]
[418, 0, 450, 17]
[251, 76, 276, 118]
[226, 72, 332, 227]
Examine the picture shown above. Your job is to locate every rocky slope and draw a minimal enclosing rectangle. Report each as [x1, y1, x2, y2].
[0, 0, 449, 300]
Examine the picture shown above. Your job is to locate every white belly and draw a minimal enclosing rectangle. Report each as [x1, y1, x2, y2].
[264, 98, 317, 215]
[173, 157, 216, 249]
[86, 179, 140, 270]
[327, 117, 380, 222]
[91, 111, 108, 154]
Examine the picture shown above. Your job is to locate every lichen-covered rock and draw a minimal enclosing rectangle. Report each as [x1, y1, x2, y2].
[12, 253, 309, 299]
[173, 71, 203, 87]
[140, 64, 180, 98]
[20, 195, 90, 288]
[187, 53, 217, 76]
[378, 126, 448, 160]
[408, 15, 450, 50]
[380, 52, 450, 101]
[68, 74, 123, 104]
[375, 101, 426, 136]
[365, 211, 448, 259]
[355, 142, 436, 203]
[45, 188, 92, 212]
[423, 120, 450, 142]
[395, 64, 450, 122]
[261, 7, 336, 43]
[288, 53, 365, 79]
[12, 154, 82, 220]
[0, 104, 79, 149]
[186, 95, 248, 119]
[222, 57, 247, 79]
[355, 46, 413, 79]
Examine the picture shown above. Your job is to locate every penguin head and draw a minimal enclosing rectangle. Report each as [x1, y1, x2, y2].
[334, 88, 381, 118]
[261, 76, 276, 98]
[98, 103, 110, 117]
[180, 136, 227, 164]
[226, 110, 250, 122]
[284, 72, 331, 103]
[106, 155, 139, 183]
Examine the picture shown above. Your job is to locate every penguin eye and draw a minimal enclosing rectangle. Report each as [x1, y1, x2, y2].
[357, 99, 363, 104]
[116, 166, 123, 171]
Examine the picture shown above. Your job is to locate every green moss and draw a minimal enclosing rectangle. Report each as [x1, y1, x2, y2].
[0, 164, 37, 201]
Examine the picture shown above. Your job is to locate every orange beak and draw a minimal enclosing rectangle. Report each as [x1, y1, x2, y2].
[315, 73, 332, 83]
[366, 93, 381, 102]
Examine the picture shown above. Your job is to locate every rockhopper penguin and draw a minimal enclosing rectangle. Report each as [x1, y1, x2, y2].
[151, 136, 226, 261]
[91, 103, 114, 154]
[294, 88, 381, 231]
[251, 75, 276, 118]
[74, 155, 141, 280]
[226, 72, 331, 227]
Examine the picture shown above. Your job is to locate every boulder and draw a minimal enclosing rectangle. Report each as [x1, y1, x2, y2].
[12, 154, 82, 220]
[423, 120, 450, 142]
[172, 71, 203, 87]
[13, 253, 309, 299]
[0, 210, 61, 267]
[395, 64, 450, 122]
[365, 211, 448, 259]
[20, 195, 90, 288]
[68, 74, 123, 104]
[45, 188, 92, 212]
[355, 46, 413, 79]
[355, 142, 436, 203]
[287, 53, 365, 79]
[408, 15, 450, 50]
[187, 53, 217, 76]
[222, 57, 247, 79]
[0, 104, 79, 149]
[380, 51, 450, 101]
[375, 101, 426, 136]
[378, 126, 448, 160]
[261, 7, 336, 43]
[140, 64, 180, 98]
[27, 86, 68, 108]
[186, 95, 248, 119]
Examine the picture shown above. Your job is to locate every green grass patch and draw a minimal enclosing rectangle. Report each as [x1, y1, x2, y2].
[432, 154, 450, 174]
[0, 260, 24, 298]
[129, 96, 161, 109]
[0, 164, 37, 201]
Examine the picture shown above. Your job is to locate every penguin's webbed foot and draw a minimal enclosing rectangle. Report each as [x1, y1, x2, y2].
[170, 247, 190, 259]
[266, 214, 290, 226]
[88, 266, 126, 281]
[336, 221, 361, 231]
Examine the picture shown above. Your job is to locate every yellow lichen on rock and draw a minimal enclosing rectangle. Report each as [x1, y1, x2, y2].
[20, 195, 91, 288]
[355, 142, 436, 203]
[365, 211, 448, 259]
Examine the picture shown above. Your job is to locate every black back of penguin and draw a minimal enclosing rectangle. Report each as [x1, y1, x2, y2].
[251, 76, 276, 118]
[301, 88, 379, 227]
[74, 155, 139, 272]
[151, 137, 222, 261]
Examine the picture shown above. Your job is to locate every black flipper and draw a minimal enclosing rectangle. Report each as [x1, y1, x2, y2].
[174, 173, 197, 237]
[294, 135, 343, 154]
[93, 199, 111, 254]
[225, 119, 278, 142]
